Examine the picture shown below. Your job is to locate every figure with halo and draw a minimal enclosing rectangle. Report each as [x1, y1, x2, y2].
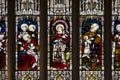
[113, 20, 120, 70]
[82, 21, 102, 70]
[52, 23, 70, 69]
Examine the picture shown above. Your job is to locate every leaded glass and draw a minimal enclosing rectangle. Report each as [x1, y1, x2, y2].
[112, 0, 120, 79]
[15, 71, 40, 80]
[0, 0, 8, 79]
[15, 0, 40, 79]
[48, 0, 72, 15]
[48, 0, 72, 79]
[112, 71, 120, 80]
[48, 71, 72, 80]
[80, 71, 104, 80]
[16, 17, 40, 70]
[112, 17, 120, 70]
[79, 0, 104, 79]
[112, 0, 120, 15]
[15, 0, 40, 15]
[80, 0, 104, 15]
[48, 16, 72, 70]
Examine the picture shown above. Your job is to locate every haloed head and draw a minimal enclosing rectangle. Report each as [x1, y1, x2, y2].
[56, 24, 64, 34]
[23, 33, 31, 42]
[90, 23, 99, 32]
[21, 23, 28, 32]
[29, 24, 36, 32]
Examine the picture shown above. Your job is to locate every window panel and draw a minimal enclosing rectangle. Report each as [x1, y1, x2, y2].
[112, 0, 120, 15]
[80, 71, 104, 80]
[48, 0, 72, 15]
[15, 0, 40, 79]
[0, 0, 8, 79]
[47, 0, 72, 79]
[15, 71, 40, 80]
[48, 71, 72, 80]
[79, 0, 104, 79]
[15, 0, 40, 15]
[80, 0, 104, 15]
[112, 0, 120, 79]
[0, 0, 112, 79]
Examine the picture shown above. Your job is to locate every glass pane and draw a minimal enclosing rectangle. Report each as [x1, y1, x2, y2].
[47, 0, 72, 79]
[80, 71, 104, 80]
[15, 0, 40, 79]
[79, 0, 104, 79]
[0, 0, 8, 79]
[15, 71, 40, 80]
[112, 0, 120, 79]
[80, 0, 104, 15]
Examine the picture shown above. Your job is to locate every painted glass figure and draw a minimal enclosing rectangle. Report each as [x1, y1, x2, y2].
[82, 19, 102, 70]
[113, 20, 120, 70]
[50, 17, 70, 70]
[17, 18, 40, 70]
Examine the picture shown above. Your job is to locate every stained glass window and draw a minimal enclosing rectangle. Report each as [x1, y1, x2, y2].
[0, 0, 8, 79]
[47, 0, 72, 79]
[79, 0, 104, 79]
[112, 0, 120, 79]
[15, 0, 40, 79]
